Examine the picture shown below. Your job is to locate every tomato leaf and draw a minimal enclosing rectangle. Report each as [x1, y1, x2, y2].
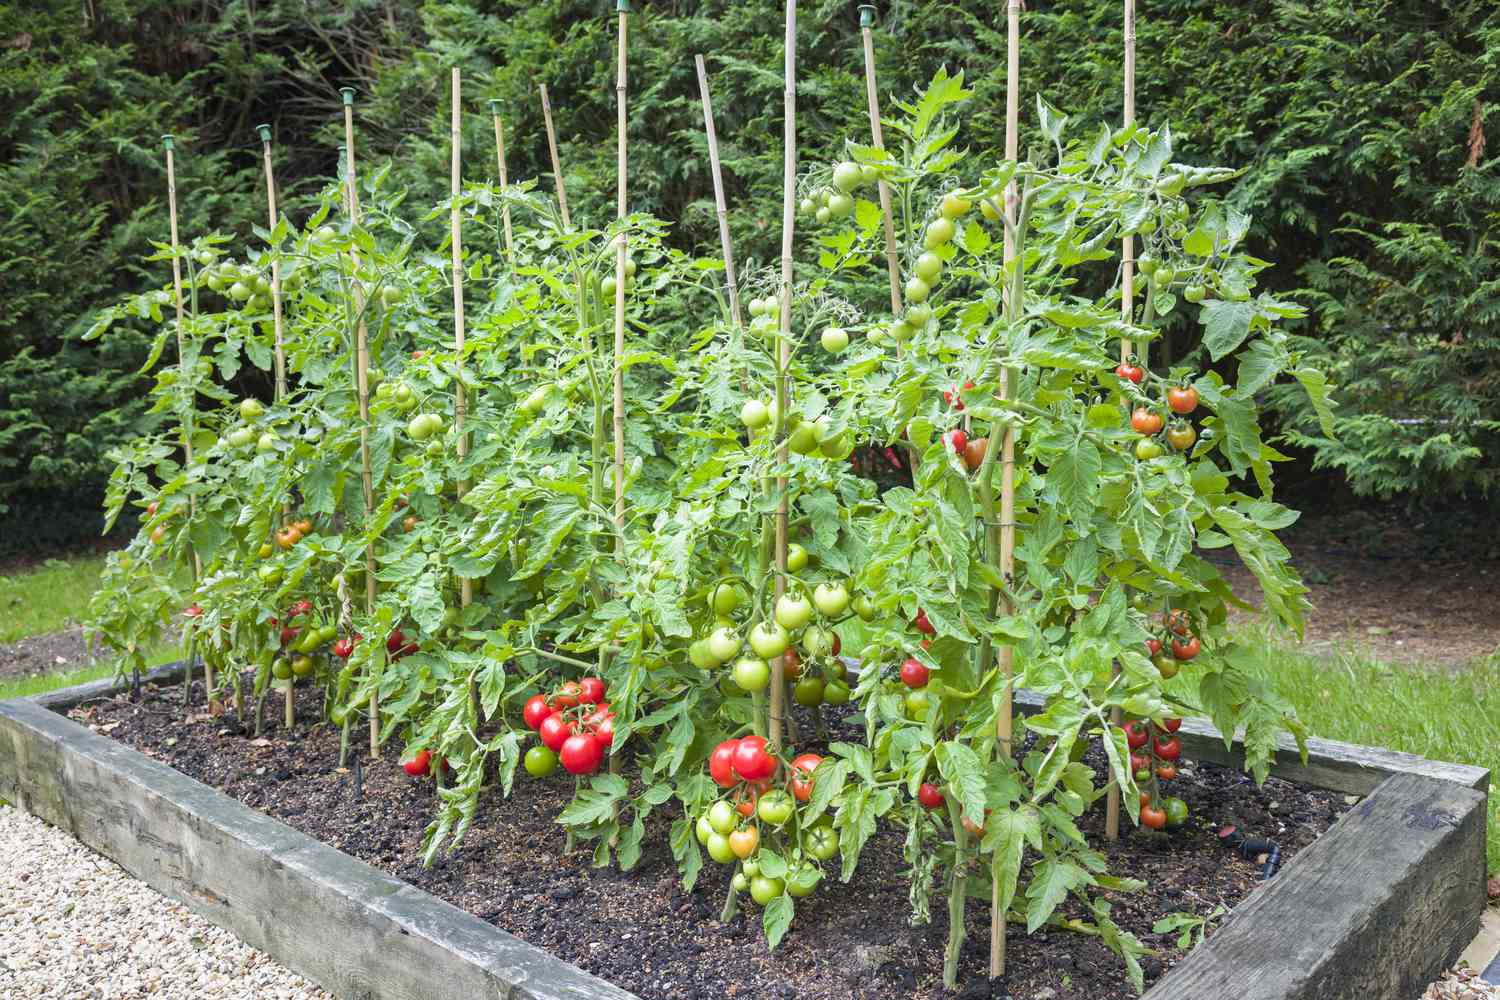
[762, 893, 795, 950]
[1200, 299, 1255, 361]
[1025, 858, 1091, 932]
[935, 741, 987, 825]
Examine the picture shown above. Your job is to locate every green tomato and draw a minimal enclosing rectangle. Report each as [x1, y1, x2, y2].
[757, 790, 795, 826]
[601, 275, 618, 298]
[923, 217, 956, 249]
[741, 859, 760, 879]
[1135, 437, 1164, 461]
[1183, 284, 1206, 304]
[786, 864, 822, 898]
[732, 872, 749, 892]
[852, 594, 876, 621]
[732, 657, 771, 693]
[706, 832, 737, 864]
[914, 252, 943, 282]
[860, 163, 879, 185]
[823, 679, 851, 705]
[905, 689, 931, 720]
[774, 593, 813, 631]
[749, 875, 785, 905]
[788, 423, 820, 455]
[524, 746, 557, 777]
[520, 385, 550, 416]
[707, 626, 742, 663]
[1137, 254, 1158, 276]
[695, 814, 715, 846]
[826, 192, 855, 219]
[749, 621, 790, 659]
[905, 302, 934, 328]
[256, 432, 278, 454]
[802, 625, 835, 658]
[227, 427, 255, 449]
[710, 583, 745, 615]
[904, 277, 931, 304]
[793, 676, 825, 706]
[708, 800, 738, 835]
[1155, 265, 1178, 286]
[814, 206, 831, 225]
[820, 327, 849, 353]
[740, 399, 770, 430]
[799, 197, 816, 216]
[812, 582, 850, 617]
[239, 398, 265, 421]
[689, 639, 720, 670]
[803, 824, 838, 860]
[1164, 796, 1190, 827]
[786, 543, 809, 573]
[832, 161, 864, 192]
[228, 281, 253, 302]
[271, 659, 293, 681]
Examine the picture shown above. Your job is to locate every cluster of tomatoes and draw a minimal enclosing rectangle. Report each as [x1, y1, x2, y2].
[1115, 365, 1202, 462]
[866, 191, 982, 349]
[696, 737, 835, 905]
[402, 747, 449, 778]
[522, 677, 614, 776]
[264, 599, 337, 681]
[1122, 716, 1190, 830]
[799, 159, 877, 226]
[1145, 608, 1202, 680]
[886, 608, 943, 721]
[686, 564, 863, 710]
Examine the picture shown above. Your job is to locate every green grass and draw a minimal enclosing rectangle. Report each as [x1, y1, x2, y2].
[0, 555, 110, 642]
[1183, 634, 1500, 875]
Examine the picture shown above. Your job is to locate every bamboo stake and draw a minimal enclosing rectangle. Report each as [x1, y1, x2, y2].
[989, 0, 1022, 979]
[340, 86, 380, 759]
[857, 5, 902, 316]
[1105, 0, 1137, 847]
[539, 84, 572, 229]
[612, 1, 629, 557]
[162, 135, 202, 710]
[284, 679, 294, 729]
[694, 55, 742, 328]
[486, 99, 516, 263]
[452, 70, 471, 610]
[256, 125, 288, 404]
[770, 0, 798, 750]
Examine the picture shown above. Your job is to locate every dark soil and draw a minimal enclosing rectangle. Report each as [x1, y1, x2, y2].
[0, 626, 94, 682]
[75, 680, 1350, 1000]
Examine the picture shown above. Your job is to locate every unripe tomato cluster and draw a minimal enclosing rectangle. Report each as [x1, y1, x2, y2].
[697, 739, 834, 906]
[266, 598, 340, 682]
[799, 159, 877, 226]
[522, 677, 613, 777]
[686, 570, 860, 709]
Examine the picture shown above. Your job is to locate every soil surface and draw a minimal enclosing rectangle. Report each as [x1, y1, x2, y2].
[76, 680, 1350, 1000]
[0, 626, 95, 682]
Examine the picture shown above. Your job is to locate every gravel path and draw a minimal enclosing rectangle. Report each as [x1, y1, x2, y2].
[0, 803, 330, 1000]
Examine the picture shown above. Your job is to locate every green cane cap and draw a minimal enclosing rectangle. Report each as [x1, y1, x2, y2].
[340, 86, 356, 106]
[255, 124, 272, 143]
[161, 134, 175, 151]
[615, 0, 630, 11]
[858, 4, 876, 28]
[487, 99, 502, 115]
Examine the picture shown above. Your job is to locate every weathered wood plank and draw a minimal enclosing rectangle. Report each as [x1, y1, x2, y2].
[1010, 688, 1489, 795]
[1144, 771, 1488, 1000]
[0, 697, 637, 1000]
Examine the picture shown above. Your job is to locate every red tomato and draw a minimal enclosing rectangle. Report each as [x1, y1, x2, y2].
[592, 717, 615, 748]
[539, 713, 573, 752]
[1115, 363, 1144, 384]
[1165, 609, 1191, 636]
[943, 380, 976, 410]
[403, 750, 432, 777]
[560, 733, 603, 775]
[1130, 407, 1164, 435]
[1156, 763, 1179, 781]
[1146, 638, 1162, 656]
[782, 647, 802, 681]
[1130, 752, 1150, 772]
[578, 677, 607, 704]
[1123, 721, 1148, 750]
[183, 604, 203, 618]
[332, 637, 355, 658]
[710, 739, 741, 788]
[736, 800, 755, 818]
[912, 609, 935, 636]
[280, 626, 300, 647]
[831, 633, 841, 657]
[554, 680, 581, 709]
[1154, 735, 1182, 761]
[1160, 717, 1182, 733]
[899, 658, 929, 689]
[386, 629, 406, 654]
[1167, 385, 1199, 414]
[789, 753, 822, 803]
[523, 694, 554, 731]
[732, 735, 776, 782]
[1170, 635, 1201, 661]
[943, 428, 968, 454]
[917, 782, 944, 809]
[288, 600, 313, 618]
[1141, 805, 1168, 830]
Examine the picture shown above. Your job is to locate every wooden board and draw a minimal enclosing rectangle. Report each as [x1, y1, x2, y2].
[0, 696, 636, 1000]
[1144, 771, 1488, 1000]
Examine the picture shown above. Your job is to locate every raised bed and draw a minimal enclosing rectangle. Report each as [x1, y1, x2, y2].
[0, 666, 1488, 1000]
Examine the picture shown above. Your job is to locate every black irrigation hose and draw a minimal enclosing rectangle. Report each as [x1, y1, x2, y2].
[1217, 824, 1283, 880]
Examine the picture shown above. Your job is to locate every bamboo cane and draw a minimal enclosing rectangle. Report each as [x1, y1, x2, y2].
[612, 1, 629, 558]
[857, 5, 902, 316]
[340, 87, 380, 758]
[539, 84, 572, 229]
[694, 55, 742, 328]
[770, 0, 798, 750]
[162, 135, 202, 710]
[989, 0, 1022, 979]
[486, 100, 516, 263]
[1105, 0, 1137, 847]
[256, 125, 288, 405]
[452, 70, 471, 609]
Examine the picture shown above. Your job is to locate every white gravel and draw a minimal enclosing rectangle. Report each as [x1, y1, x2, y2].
[0, 803, 331, 1000]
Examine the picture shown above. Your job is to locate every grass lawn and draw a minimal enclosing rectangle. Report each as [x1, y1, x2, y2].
[1178, 633, 1500, 875]
[0, 555, 110, 643]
